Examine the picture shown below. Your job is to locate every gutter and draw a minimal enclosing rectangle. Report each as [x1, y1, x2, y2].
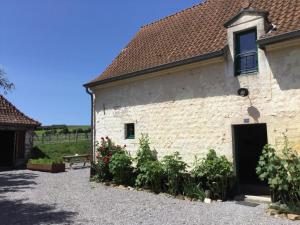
[84, 49, 225, 88]
[258, 29, 300, 47]
[85, 87, 95, 177]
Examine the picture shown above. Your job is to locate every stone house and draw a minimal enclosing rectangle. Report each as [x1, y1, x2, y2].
[0, 95, 40, 169]
[84, 0, 300, 194]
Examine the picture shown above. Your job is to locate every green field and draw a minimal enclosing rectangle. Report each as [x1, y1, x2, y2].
[33, 140, 91, 161]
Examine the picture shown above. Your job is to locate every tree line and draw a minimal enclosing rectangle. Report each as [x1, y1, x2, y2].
[36, 125, 91, 135]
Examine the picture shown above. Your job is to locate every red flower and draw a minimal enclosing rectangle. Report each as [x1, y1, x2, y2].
[102, 156, 110, 164]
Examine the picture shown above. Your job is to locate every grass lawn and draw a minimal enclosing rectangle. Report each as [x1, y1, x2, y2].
[33, 140, 91, 161]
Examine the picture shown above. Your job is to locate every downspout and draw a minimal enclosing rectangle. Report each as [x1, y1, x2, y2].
[85, 87, 95, 177]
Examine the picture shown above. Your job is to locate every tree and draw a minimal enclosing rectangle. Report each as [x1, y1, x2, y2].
[0, 69, 14, 93]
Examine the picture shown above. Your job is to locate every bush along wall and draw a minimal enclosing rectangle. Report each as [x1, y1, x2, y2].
[91, 135, 234, 202]
[256, 136, 300, 215]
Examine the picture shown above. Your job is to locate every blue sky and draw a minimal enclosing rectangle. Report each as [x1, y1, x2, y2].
[0, 0, 201, 125]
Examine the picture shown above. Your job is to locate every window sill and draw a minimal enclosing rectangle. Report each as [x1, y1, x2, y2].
[125, 137, 135, 140]
[235, 71, 259, 77]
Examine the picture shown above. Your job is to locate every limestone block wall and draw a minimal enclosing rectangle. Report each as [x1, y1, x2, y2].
[25, 130, 34, 159]
[93, 44, 300, 164]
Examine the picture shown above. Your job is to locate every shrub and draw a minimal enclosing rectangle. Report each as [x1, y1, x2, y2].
[94, 137, 125, 181]
[183, 179, 205, 201]
[256, 138, 300, 206]
[93, 158, 110, 182]
[59, 127, 69, 134]
[135, 160, 164, 193]
[192, 149, 233, 200]
[135, 134, 157, 170]
[76, 128, 84, 133]
[109, 151, 134, 185]
[83, 128, 91, 133]
[269, 202, 300, 215]
[161, 152, 187, 195]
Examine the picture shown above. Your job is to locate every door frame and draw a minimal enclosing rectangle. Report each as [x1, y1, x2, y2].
[232, 123, 268, 194]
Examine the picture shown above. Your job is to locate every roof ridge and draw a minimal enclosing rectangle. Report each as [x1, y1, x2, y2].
[141, 0, 209, 29]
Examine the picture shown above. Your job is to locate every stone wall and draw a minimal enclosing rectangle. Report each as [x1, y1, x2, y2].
[15, 129, 34, 167]
[24, 130, 34, 163]
[93, 42, 300, 165]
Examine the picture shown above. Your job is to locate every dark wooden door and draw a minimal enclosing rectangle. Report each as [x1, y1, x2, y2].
[233, 124, 269, 195]
[0, 131, 15, 167]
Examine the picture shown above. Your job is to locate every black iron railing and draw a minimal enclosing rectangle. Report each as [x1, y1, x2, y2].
[235, 51, 258, 75]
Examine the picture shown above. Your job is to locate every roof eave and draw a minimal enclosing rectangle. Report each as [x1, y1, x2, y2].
[258, 29, 300, 47]
[0, 123, 41, 129]
[84, 49, 225, 88]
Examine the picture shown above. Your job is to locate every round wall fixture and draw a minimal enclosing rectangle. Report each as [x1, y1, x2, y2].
[237, 88, 249, 97]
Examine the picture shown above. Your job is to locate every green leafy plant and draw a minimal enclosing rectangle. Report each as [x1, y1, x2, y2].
[109, 151, 134, 185]
[181, 173, 206, 201]
[270, 202, 300, 215]
[192, 149, 233, 200]
[135, 134, 157, 170]
[256, 137, 300, 207]
[161, 152, 187, 195]
[135, 160, 164, 193]
[29, 158, 63, 165]
[134, 134, 163, 193]
[183, 177, 205, 201]
[94, 137, 125, 181]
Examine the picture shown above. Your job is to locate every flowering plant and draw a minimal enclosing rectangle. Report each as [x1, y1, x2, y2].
[96, 137, 125, 162]
[94, 137, 126, 181]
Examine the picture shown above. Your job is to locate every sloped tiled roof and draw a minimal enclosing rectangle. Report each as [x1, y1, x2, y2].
[0, 95, 40, 127]
[86, 0, 300, 86]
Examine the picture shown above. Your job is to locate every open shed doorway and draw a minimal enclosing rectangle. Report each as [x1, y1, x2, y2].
[0, 131, 15, 168]
[233, 124, 269, 195]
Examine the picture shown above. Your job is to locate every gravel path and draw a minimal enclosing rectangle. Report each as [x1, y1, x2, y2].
[0, 167, 297, 225]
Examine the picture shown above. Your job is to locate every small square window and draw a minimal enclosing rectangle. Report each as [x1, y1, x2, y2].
[125, 123, 135, 139]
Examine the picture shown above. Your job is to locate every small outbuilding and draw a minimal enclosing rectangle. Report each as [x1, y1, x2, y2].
[0, 95, 40, 169]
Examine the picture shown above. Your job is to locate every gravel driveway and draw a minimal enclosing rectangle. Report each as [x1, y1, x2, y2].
[0, 167, 296, 225]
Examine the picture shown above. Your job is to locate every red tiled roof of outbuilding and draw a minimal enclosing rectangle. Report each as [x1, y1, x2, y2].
[0, 95, 41, 127]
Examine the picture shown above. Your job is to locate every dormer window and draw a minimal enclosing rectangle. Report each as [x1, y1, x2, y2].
[234, 28, 258, 76]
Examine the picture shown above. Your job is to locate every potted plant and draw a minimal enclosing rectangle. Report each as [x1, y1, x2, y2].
[27, 158, 65, 173]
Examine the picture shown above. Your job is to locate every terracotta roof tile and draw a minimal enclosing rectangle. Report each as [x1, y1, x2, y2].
[88, 0, 300, 85]
[0, 95, 40, 127]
